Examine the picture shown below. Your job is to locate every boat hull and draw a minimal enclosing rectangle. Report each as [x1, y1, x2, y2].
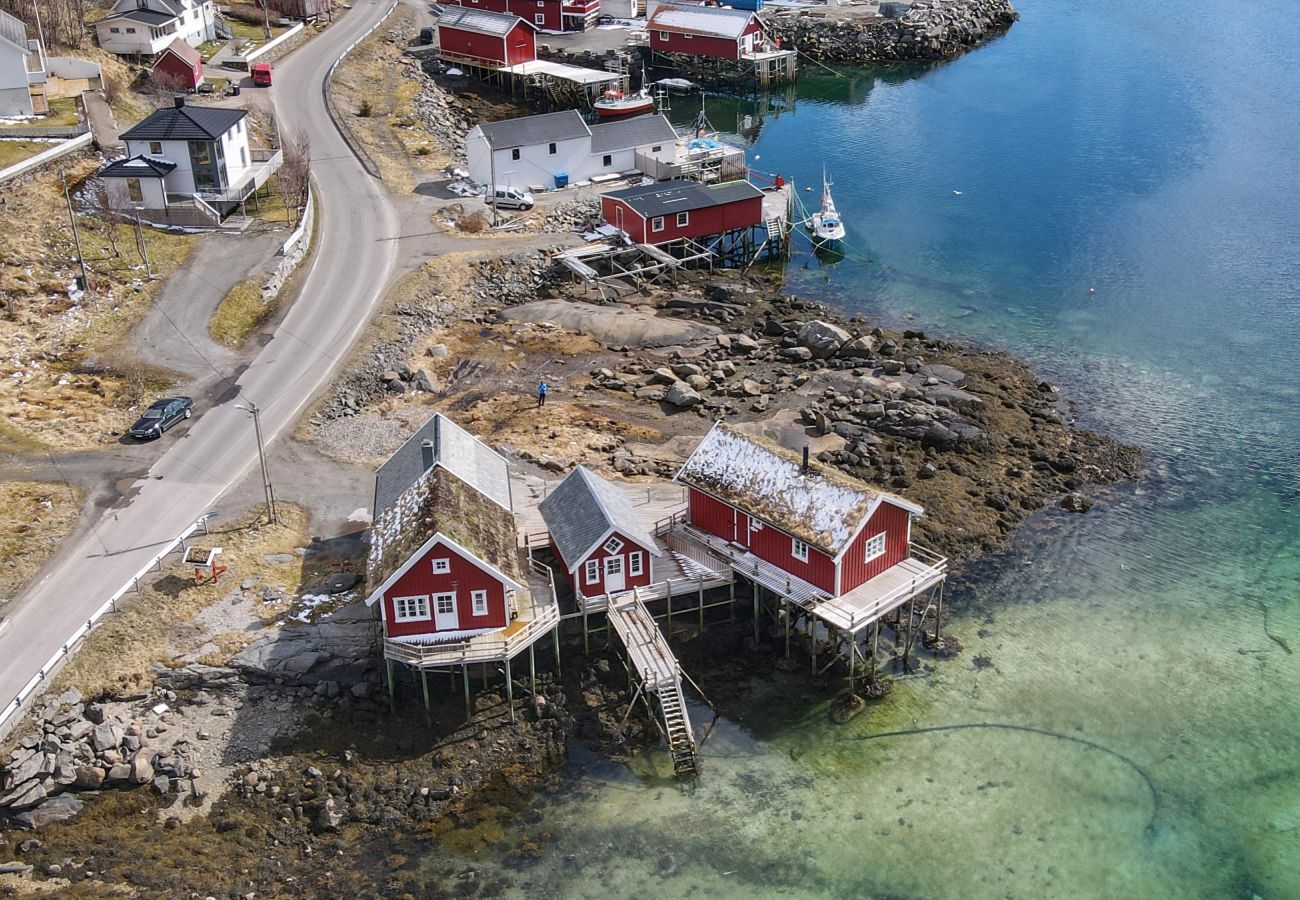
[593, 100, 655, 118]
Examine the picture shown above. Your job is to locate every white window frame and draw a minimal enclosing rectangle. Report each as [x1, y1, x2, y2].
[628, 551, 643, 577]
[432, 557, 451, 574]
[751, 520, 763, 531]
[651, 216, 665, 233]
[584, 559, 600, 585]
[658, 30, 669, 40]
[393, 595, 431, 622]
[864, 532, 887, 564]
[471, 589, 489, 616]
[676, 211, 689, 227]
[603, 536, 624, 554]
[602, 154, 612, 167]
[148, 141, 162, 154]
[791, 538, 809, 562]
[535, 13, 545, 23]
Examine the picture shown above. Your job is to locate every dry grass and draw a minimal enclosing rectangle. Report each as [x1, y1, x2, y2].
[50, 504, 328, 700]
[209, 278, 274, 348]
[0, 160, 196, 451]
[330, 5, 447, 192]
[0, 139, 51, 168]
[0, 481, 85, 602]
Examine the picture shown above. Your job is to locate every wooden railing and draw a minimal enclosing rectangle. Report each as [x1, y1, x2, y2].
[383, 603, 560, 667]
[839, 546, 948, 632]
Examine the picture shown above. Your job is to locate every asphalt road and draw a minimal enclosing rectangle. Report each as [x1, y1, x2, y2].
[0, 0, 399, 731]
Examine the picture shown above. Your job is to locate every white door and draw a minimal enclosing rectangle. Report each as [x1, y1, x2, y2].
[605, 555, 625, 592]
[433, 592, 458, 630]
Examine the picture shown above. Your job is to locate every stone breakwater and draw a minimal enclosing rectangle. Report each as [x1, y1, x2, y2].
[766, 0, 1019, 63]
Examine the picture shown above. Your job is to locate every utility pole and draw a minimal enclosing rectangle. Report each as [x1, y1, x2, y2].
[235, 401, 277, 525]
[484, 133, 499, 227]
[30, 0, 45, 50]
[60, 165, 89, 295]
[262, 0, 271, 40]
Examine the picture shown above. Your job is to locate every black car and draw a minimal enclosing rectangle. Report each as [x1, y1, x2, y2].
[418, 26, 434, 45]
[128, 397, 193, 440]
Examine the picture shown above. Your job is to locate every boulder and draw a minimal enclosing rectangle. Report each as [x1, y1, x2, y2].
[4, 752, 45, 790]
[738, 378, 763, 398]
[410, 368, 438, 394]
[72, 766, 105, 790]
[730, 334, 761, 355]
[1061, 492, 1093, 513]
[838, 334, 878, 359]
[797, 320, 851, 357]
[129, 750, 155, 785]
[90, 723, 121, 754]
[0, 779, 46, 810]
[105, 764, 132, 784]
[781, 346, 813, 362]
[924, 384, 983, 411]
[664, 382, 703, 408]
[0, 862, 34, 875]
[315, 797, 344, 832]
[13, 795, 83, 830]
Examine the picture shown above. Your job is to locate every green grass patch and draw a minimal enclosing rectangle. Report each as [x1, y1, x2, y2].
[226, 18, 290, 46]
[0, 139, 49, 168]
[42, 97, 81, 128]
[209, 277, 275, 348]
[197, 39, 227, 61]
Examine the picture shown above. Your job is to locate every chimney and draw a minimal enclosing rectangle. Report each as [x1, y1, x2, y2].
[173, 94, 186, 108]
[802, 445, 810, 475]
[420, 439, 435, 472]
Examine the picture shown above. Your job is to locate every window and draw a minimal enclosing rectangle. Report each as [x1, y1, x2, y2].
[394, 595, 430, 622]
[683, 33, 693, 39]
[628, 552, 643, 576]
[109, 26, 120, 32]
[602, 154, 612, 167]
[435, 593, 455, 616]
[651, 216, 665, 233]
[750, 520, 763, 531]
[676, 211, 689, 227]
[792, 538, 809, 562]
[658, 30, 669, 40]
[864, 532, 887, 563]
[548, 142, 557, 154]
[585, 559, 600, 585]
[240, 147, 247, 167]
[148, 141, 162, 154]
[471, 590, 489, 616]
[432, 557, 451, 574]
[126, 178, 143, 203]
[511, 148, 521, 161]
[125, 26, 136, 33]
[603, 536, 624, 554]
[535, 13, 545, 23]
[651, 145, 662, 152]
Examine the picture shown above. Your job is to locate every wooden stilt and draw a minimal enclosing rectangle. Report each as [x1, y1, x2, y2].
[848, 630, 855, 693]
[729, 579, 736, 623]
[386, 659, 395, 714]
[783, 598, 791, 659]
[666, 581, 673, 637]
[481, 662, 489, 689]
[698, 576, 705, 632]
[811, 620, 818, 676]
[505, 656, 515, 724]
[529, 643, 537, 697]
[935, 581, 945, 643]
[420, 667, 431, 729]
[872, 621, 880, 676]
[583, 603, 590, 655]
[462, 664, 472, 722]
[552, 626, 561, 676]
[752, 584, 760, 644]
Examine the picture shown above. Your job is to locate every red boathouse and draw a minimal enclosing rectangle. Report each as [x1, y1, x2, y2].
[151, 38, 203, 92]
[450, 0, 596, 32]
[435, 7, 537, 68]
[647, 4, 766, 60]
[600, 179, 765, 244]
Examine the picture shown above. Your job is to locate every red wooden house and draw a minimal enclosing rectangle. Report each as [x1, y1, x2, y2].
[675, 423, 924, 599]
[435, 7, 537, 67]
[600, 179, 764, 244]
[647, 4, 766, 60]
[450, 0, 596, 32]
[365, 413, 525, 644]
[539, 466, 662, 599]
[151, 38, 203, 92]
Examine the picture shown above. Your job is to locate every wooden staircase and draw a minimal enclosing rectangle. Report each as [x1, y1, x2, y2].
[657, 678, 698, 776]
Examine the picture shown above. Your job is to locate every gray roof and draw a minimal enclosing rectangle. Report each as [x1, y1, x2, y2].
[0, 10, 30, 53]
[604, 178, 763, 219]
[589, 113, 678, 154]
[373, 413, 513, 514]
[101, 8, 180, 25]
[120, 102, 245, 141]
[437, 6, 532, 37]
[648, 4, 756, 39]
[99, 154, 177, 178]
[539, 466, 660, 571]
[110, 0, 183, 15]
[476, 109, 590, 150]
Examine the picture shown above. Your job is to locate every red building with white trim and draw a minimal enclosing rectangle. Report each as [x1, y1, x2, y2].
[647, 4, 766, 60]
[539, 466, 662, 599]
[600, 179, 764, 244]
[151, 38, 203, 91]
[450, 0, 596, 31]
[435, 7, 537, 67]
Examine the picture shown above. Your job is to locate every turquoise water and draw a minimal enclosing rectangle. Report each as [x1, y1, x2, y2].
[428, 2, 1300, 896]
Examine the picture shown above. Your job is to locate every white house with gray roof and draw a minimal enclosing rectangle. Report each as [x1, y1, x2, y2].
[0, 10, 44, 117]
[95, 0, 216, 57]
[465, 109, 678, 189]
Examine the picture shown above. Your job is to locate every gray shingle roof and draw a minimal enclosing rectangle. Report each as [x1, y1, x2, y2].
[101, 8, 179, 26]
[373, 413, 512, 514]
[539, 466, 659, 571]
[648, 4, 756, 39]
[156, 37, 201, 67]
[589, 113, 678, 154]
[0, 10, 30, 53]
[120, 102, 246, 141]
[604, 178, 763, 219]
[476, 109, 590, 150]
[437, 6, 532, 37]
[99, 154, 178, 178]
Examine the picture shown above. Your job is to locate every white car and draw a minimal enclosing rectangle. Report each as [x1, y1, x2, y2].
[485, 186, 534, 211]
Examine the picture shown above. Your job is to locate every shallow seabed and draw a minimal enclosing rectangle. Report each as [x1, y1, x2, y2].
[415, 0, 1299, 895]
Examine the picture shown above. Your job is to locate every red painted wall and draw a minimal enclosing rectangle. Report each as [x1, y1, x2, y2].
[456, 0, 562, 31]
[651, 30, 739, 60]
[686, 488, 837, 594]
[839, 501, 913, 595]
[552, 531, 652, 597]
[153, 51, 203, 90]
[381, 538, 509, 638]
[601, 195, 763, 244]
[438, 23, 535, 65]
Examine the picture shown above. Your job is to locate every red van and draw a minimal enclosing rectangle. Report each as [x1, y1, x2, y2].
[251, 64, 272, 87]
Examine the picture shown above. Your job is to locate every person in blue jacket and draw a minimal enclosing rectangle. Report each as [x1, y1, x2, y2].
[537, 381, 549, 408]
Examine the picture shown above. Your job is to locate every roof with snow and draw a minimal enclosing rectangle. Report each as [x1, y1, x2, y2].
[675, 424, 922, 556]
[373, 412, 512, 515]
[539, 466, 661, 572]
[120, 101, 245, 141]
[648, 4, 757, 39]
[436, 6, 534, 37]
[99, 154, 178, 178]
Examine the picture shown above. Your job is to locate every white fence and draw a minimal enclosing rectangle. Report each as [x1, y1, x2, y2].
[322, 0, 398, 179]
[261, 184, 315, 298]
[226, 21, 307, 69]
[0, 515, 211, 739]
[0, 132, 93, 185]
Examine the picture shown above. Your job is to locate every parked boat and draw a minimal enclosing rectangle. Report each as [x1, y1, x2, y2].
[593, 85, 654, 118]
[656, 77, 698, 93]
[809, 168, 846, 244]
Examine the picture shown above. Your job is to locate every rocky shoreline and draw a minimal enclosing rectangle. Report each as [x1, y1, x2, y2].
[767, 0, 1019, 64]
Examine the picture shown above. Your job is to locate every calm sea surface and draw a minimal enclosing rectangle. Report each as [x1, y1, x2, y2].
[422, 1, 1300, 895]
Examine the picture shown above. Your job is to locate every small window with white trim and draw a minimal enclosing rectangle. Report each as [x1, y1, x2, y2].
[471, 590, 489, 616]
[676, 211, 689, 227]
[651, 216, 665, 232]
[432, 557, 451, 574]
[602, 154, 612, 166]
[628, 551, 643, 576]
[864, 532, 887, 563]
[535, 13, 545, 23]
[393, 595, 430, 622]
[792, 538, 809, 562]
[658, 30, 669, 40]
[603, 536, 624, 554]
[585, 559, 600, 585]
[149, 141, 162, 154]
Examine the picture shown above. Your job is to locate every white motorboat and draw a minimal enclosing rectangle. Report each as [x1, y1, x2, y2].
[809, 168, 846, 244]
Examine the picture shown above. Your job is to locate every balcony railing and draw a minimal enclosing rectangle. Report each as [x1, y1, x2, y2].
[382, 603, 560, 667]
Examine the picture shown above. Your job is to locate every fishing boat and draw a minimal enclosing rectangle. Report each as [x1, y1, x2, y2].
[809, 168, 846, 244]
[593, 84, 654, 118]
